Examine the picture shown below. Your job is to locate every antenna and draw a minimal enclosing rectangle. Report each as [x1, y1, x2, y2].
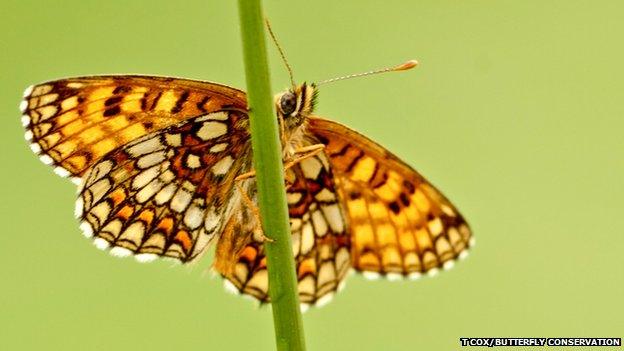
[316, 60, 418, 86]
[265, 19, 296, 88]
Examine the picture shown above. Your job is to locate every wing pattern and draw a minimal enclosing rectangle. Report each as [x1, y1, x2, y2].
[77, 110, 252, 263]
[21, 76, 246, 181]
[309, 118, 473, 280]
[215, 146, 351, 308]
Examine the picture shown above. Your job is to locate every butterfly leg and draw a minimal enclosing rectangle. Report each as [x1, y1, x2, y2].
[235, 179, 275, 243]
[283, 143, 326, 171]
[234, 144, 326, 181]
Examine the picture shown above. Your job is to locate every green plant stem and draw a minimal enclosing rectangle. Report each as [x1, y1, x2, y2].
[237, 1, 307, 351]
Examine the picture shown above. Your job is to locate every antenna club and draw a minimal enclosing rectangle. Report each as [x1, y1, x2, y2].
[393, 59, 419, 71]
[316, 58, 420, 86]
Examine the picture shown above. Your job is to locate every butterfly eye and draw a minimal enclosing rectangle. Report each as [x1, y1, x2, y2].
[279, 92, 297, 115]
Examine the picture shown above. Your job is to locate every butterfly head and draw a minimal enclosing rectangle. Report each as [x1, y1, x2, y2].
[275, 83, 317, 130]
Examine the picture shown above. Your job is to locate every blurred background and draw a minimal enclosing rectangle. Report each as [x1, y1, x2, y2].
[1, 1, 622, 350]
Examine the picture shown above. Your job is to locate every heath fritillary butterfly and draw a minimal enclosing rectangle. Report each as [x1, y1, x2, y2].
[20, 72, 472, 310]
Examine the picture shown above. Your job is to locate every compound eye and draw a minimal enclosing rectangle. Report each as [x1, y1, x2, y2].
[279, 92, 297, 115]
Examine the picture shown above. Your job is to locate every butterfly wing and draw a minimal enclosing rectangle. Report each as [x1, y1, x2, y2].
[21, 76, 246, 182]
[308, 117, 473, 279]
[78, 110, 252, 263]
[215, 148, 351, 307]
[21, 76, 253, 263]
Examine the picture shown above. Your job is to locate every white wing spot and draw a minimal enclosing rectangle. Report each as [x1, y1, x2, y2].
[321, 204, 344, 233]
[311, 210, 328, 236]
[386, 273, 403, 281]
[159, 170, 175, 183]
[209, 143, 228, 153]
[300, 157, 323, 179]
[93, 238, 110, 250]
[197, 121, 227, 140]
[171, 189, 192, 213]
[211, 156, 234, 175]
[19, 100, 28, 113]
[39, 155, 53, 165]
[197, 111, 228, 121]
[300, 222, 314, 255]
[135, 253, 158, 263]
[21, 115, 31, 127]
[23, 85, 34, 98]
[315, 292, 335, 307]
[155, 183, 177, 205]
[223, 280, 240, 295]
[110, 247, 133, 258]
[290, 218, 302, 231]
[156, 183, 177, 205]
[53, 166, 70, 178]
[408, 272, 422, 280]
[165, 133, 182, 147]
[136, 179, 164, 203]
[315, 188, 336, 202]
[74, 197, 84, 218]
[286, 192, 302, 205]
[427, 268, 440, 277]
[132, 165, 160, 190]
[79, 221, 93, 238]
[184, 204, 204, 229]
[29, 143, 41, 153]
[458, 250, 469, 260]
[363, 271, 381, 280]
[127, 137, 164, 157]
[137, 151, 166, 169]
[204, 208, 220, 233]
[186, 154, 202, 169]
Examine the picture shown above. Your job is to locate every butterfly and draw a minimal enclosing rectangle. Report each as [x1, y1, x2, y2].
[20, 74, 473, 309]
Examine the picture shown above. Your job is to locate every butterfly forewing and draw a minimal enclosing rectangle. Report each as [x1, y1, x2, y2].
[21, 76, 246, 180]
[308, 117, 473, 279]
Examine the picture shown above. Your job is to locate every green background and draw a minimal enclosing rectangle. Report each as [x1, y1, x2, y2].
[1, 1, 622, 350]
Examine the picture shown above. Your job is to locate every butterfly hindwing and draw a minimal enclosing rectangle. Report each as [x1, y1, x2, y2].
[77, 110, 252, 263]
[215, 148, 351, 307]
[308, 117, 473, 279]
[21, 76, 246, 181]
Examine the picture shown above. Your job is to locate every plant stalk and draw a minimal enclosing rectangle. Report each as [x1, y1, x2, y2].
[237, 1, 307, 350]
